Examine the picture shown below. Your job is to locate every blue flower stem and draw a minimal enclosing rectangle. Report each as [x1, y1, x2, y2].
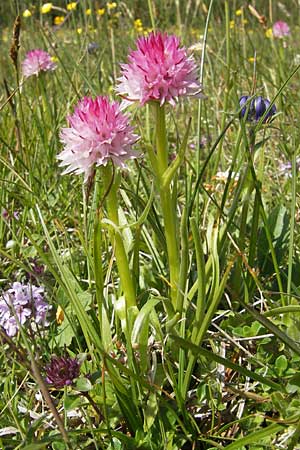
[102, 164, 137, 310]
[231, 127, 256, 296]
[153, 103, 180, 310]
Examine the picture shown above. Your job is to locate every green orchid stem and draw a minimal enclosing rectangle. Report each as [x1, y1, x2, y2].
[103, 164, 137, 309]
[153, 103, 180, 310]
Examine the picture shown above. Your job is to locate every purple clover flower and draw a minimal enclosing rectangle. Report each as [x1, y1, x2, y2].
[239, 95, 276, 123]
[0, 282, 51, 336]
[45, 355, 81, 389]
[273, 21, 290, 39]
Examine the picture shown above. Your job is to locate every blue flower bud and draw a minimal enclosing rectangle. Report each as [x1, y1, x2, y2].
[253, 96, 266, 120]
[239, 95, 250, 119]
[263, 99, 277, 122]
[239, 95, 276, 123]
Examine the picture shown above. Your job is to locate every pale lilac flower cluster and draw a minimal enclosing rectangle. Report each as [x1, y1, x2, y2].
[0, 282, 51, 337]
[58, 96, 139, 181]
[117, 31, 203, 107]
[278, 157, 300, 178]
[22, 49, 56, 78]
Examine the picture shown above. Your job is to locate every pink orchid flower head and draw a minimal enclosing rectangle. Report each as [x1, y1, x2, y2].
[117, 31, 204, 107]
[58, 96, 139, 181]
[22, 49, 57, 78]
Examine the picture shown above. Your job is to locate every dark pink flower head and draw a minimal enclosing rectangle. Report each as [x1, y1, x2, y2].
[117, 31, 203, 107]
[22, 49, 57, 78]
[272, 21, 290, 38]
[58, 96, 139, 181]
[45, 355, 80, 389]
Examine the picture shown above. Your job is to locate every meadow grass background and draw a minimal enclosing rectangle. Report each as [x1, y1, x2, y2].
[1, 1, 300, 449]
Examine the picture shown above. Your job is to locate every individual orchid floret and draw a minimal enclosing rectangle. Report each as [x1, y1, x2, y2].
[22, 49, 57, 78]
[116, 31, 204, 107]
[58, 96, 139, 181]
[0, 282, 51, 337]
[45, 355, 81, 389]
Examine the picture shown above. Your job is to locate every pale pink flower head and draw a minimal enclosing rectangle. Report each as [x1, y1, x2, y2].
[22, 49, 57, 78]
[272, 21, 290, 38]
[116, 31, 203, 107]
[58, 96, 139, 181]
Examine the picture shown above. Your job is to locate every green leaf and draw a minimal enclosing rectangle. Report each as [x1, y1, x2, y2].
[224, 423, 285, 450]
[170, 335, 282, 391]
[143, 392, 159, 432]
[101, 306, 113, 352]
[75, 377, 93, 392]
[286, 373, 300, 394]
[275, 355, 288, 375]
[52, 442, 67, 450]
[55, 313, 75, 347]
[21, 445, 48, 450]
[239, 299, 300, 357]
[131, 298, 160, 373]
[63, 394, 82, 411]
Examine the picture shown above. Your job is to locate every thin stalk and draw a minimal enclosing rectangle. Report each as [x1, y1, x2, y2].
[190, 217, 206, 343]
[195, 0, 214, 222]
[103, 165, 136, 309]
[109, 26, 117, 82]
[153, 103, 180, 309]
[212, 0, 231, 174]
[287, 149, 297, 300]
[94, 212, 104, 327]
[175, 200, 189, 314]
[147, 0, 156, 31]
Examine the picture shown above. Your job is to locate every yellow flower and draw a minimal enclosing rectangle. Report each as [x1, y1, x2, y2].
[265, 28, 273, 38]
[23, 9, 32, 18]
[235, 9, 242, 16]
[229, 20, 235, 29]
[67, 2, 77, 10]
[134, 18, 142, 27]
[77, 27, 82, 34]
[54, 16, 64, 25]
[242, 19, 248, 25]
[248, 57, 255, 63]
[134, 19, 143, 32]
[56, 306, 64, 325]
[40, 3, 52, 14]
[97, 8, 105, 16]
[107, 2, 117, 10]
[86, 8, 91, 15]
[51, 56, 59, 62]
